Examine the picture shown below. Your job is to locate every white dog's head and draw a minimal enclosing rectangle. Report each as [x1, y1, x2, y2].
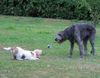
[31, 49, 42, 58]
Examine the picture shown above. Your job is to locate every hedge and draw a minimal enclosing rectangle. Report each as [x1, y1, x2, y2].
[0, 0, 91, 20]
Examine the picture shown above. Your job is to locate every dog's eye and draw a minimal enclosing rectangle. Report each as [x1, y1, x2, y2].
[56, 34, 62, 40]
[58, 34, 62, 36]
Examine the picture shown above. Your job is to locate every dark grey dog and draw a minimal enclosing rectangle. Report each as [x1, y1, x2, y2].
[55, 23, 96, 58]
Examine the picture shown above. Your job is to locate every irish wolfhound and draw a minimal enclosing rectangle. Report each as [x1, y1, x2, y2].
[55, 23, 96, 58]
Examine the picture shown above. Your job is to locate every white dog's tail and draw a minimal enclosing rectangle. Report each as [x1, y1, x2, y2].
[3, 47, 12, 51]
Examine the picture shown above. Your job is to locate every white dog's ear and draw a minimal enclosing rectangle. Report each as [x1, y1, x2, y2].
[38, 50, 42, 55]
[3, 47, 12, 51]
[34, 49, 42, 55]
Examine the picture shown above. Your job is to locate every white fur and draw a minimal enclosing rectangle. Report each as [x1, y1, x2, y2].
[3, 47, 42, 61]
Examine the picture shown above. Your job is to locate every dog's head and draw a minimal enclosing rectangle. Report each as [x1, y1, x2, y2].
[55, 31, 67, 44]
[32, 49, 42, 58]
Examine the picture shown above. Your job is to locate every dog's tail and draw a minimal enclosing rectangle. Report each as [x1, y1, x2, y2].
[3, 47, 12, 51]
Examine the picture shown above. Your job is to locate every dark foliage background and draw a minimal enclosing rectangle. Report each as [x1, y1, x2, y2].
[0, 0, 100, 21]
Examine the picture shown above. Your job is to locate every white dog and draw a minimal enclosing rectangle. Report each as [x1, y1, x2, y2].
[3, 47, 42, 60]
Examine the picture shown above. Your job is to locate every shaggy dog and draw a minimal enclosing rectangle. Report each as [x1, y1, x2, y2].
[3, 47, 42, 60]
[55, 23, 96, 58]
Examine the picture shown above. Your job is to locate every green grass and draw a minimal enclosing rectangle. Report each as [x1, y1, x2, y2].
[0, 15, 100, 78]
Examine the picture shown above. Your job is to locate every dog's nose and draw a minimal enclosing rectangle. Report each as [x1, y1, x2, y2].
[55, 38, 57, 41]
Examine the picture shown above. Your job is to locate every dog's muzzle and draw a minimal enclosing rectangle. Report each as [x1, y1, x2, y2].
[55, 38, 58, 41]
[55, 38, 61, 44]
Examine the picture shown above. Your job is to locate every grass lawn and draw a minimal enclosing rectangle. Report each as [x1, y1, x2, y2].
[0, 15, 100, 78]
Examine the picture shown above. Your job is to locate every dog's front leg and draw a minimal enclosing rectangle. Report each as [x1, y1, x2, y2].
[90, 33, 96, 55]
[29, 57, 39, 60]
[68, 41, 74, 58]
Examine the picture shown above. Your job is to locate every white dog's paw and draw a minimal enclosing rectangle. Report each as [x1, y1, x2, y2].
[30, 57, 39, 60]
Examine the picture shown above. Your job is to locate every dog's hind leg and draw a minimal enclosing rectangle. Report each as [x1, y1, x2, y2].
[16, 56, 23, 60]
[89, 33, 96, 55]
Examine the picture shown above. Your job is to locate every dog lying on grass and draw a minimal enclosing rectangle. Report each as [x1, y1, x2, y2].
[3, 47, 42, 60]
[55, 23, 96, 58]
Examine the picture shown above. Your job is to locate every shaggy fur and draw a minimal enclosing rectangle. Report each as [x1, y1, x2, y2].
[55, 23, 96, 58]
[3, 47, 42, 60]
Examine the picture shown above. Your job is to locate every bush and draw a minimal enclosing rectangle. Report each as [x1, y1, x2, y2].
[0, 0, 91, 20]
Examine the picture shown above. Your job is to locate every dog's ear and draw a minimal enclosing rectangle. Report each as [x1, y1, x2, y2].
[34, 49, 42, 55]
[59, 31, 65, 39]
[58, 31, 64, 36]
